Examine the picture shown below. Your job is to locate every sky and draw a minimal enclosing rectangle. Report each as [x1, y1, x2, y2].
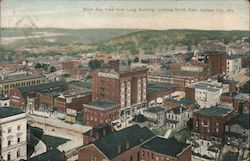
[1, 0, 250, 30]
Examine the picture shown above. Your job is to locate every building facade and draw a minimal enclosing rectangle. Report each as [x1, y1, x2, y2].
[165, 107, 192, 131]
[192, 105, 234, 143]
[185, 81, 229, 108]
[82, 101, 120, 127]
[92, 67, 148, 118]
[78, 125, 191, 161]
[0, 74, 43, 95]
[226, 55, 242, 75]
[148, 73, 199, 91]
[143, 106, 166, 126]
[0, 107, 27, 161]
[225, 114, 250, 149]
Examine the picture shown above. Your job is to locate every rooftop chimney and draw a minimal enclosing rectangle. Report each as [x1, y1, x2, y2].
[125, 141, 130, 149]
[116, 145, 121, 154]
[103, 128, 106, 136]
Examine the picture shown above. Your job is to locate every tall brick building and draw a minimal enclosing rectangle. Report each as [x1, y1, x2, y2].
[197, 51, 227, 77]
[92, 67, 148, 117]
[192, 105, 234, 143]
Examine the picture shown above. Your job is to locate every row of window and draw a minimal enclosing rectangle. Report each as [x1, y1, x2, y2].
[8, 125, 21, 133]
[4, 80, 40, 89]
[6, 149, 21, 161]
[8, 137, 21, 147]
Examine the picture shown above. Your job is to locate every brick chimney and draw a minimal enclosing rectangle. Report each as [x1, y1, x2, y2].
[103, 128, 106, 136]
[116, 145, 121, 154]
[125, 141, 130, 149]
[90, 129, 93, 136]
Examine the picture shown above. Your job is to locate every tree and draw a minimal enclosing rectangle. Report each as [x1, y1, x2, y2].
[35, 63, 42, 69]
[50, 66, 56, 73]
[88, 59, 102, 70]
[134, 57, 139, 63]
[41, 64, 49, 71]
[128, 59, 132, 66]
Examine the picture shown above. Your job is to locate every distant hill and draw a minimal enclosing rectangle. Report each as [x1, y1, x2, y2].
[94, 29, 250, 54]
[1, 28, 141, 47]
[0, 28, 249, 57]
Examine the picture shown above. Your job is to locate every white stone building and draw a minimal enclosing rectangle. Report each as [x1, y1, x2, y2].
[226, 54, 242, 75]
[188, 81, 229, 108]
[0, 107, 27, 161]
[165, 107, 192, 131]
[143, 106, 166, 126]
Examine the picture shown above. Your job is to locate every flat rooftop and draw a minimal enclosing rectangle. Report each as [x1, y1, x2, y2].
[0, 107, 25, 119]
[0, 74, 41, 83]
[0, 95, 9, 100]
[88, 101, 118, 109]
[228, 54, 242, 60]
[145, 106, 165, 113]
[166, 98, 196, 106]
[147, 81, 175, 92]
[69, 80, 92, 89]
[234, 93, 249, 101]
[196, 106, 230, 117]
[190, 82, 221, 92]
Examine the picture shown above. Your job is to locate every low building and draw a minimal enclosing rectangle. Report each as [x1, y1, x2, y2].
[0, 74, 43, 95]
[220, 92, 237, 104]
[78, 125, 154, 161]
[56, 92, 92, 114]
[82, 124, 113, 145]
[168, 64, 208, 81]
[185, 81, 229, 108]
[141, 137, 192, 161]
[9, 81, 67, 111]
[0, 107, 27, 161]
[147, 81, 176, 105]
[163, 98, 198, 110]
[190, 105, 234, 160]
[82, 101, 120, 127]
[225, 113, 250, 148]
[68, 80, 92, 94]
[233, 93, 250, 114]
[165, 106, 192, 131]
[37, 92, 59, 111]
[78, 125, 191, 161]
[148, 73, 199, 91]
[143, 106, 166, 126]
[192, 105, 234, 143]
[62, 60, 81, 70]
[27, 147, 66, 161]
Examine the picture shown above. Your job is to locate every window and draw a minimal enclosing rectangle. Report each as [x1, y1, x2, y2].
[151, 153, 154, 159]
[8, 128, 12, 133]
[7, 152, 11, 161]
[17, 137, 20, 143]
[17, 149, 20, 158]
[17, 125, 21, 130]
[8, 140, 11, 146]
[216, 128, 219, 133]
[142, 150, 145, 156]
